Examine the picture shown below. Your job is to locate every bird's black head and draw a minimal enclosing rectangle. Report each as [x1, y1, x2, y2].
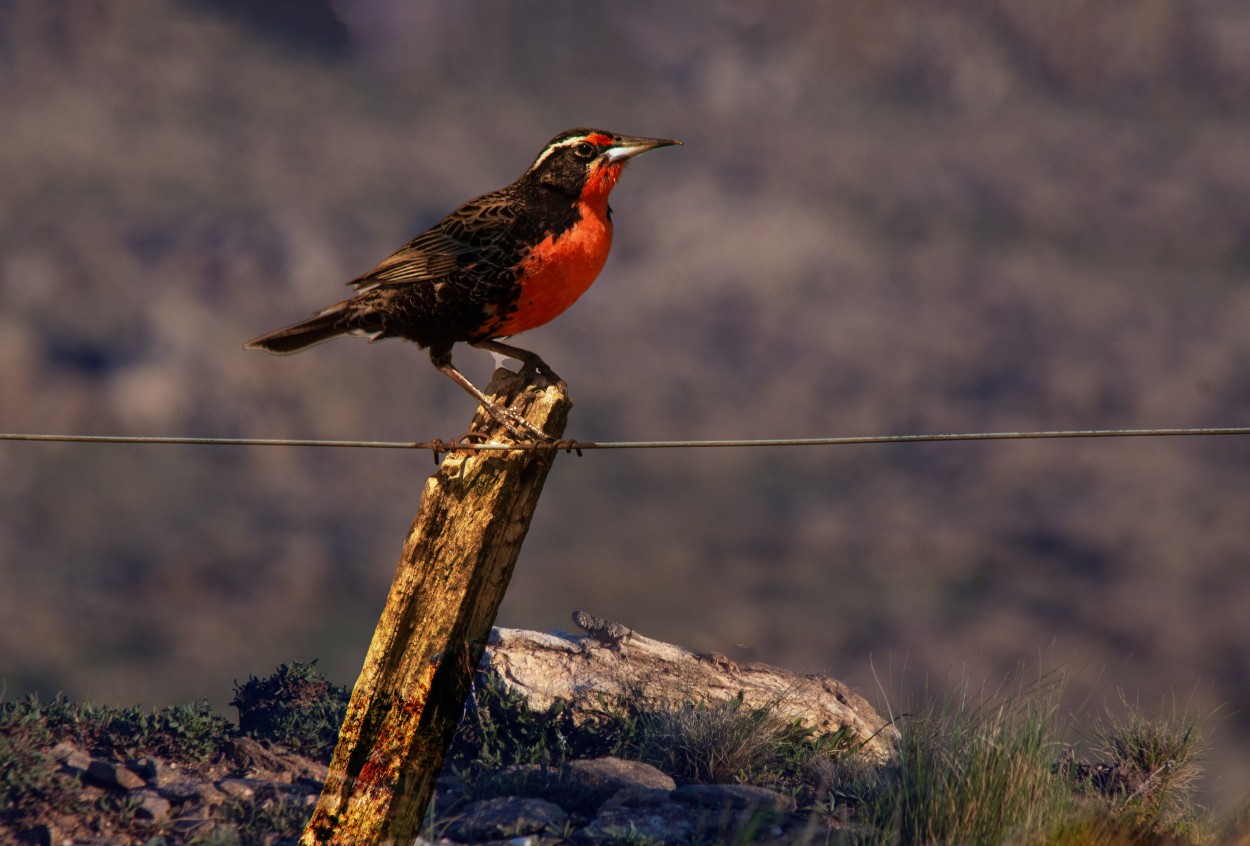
[522, 128, 681, 198]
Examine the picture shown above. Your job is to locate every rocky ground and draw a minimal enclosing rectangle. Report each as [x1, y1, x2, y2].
[16, 736, 322, 845]
[2, 625, 1213, 845]
[3, 626, 883, 845]
[13, 744, 846, 845]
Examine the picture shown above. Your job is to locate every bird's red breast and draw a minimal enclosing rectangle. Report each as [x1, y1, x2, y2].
[493, 156, 626, 336]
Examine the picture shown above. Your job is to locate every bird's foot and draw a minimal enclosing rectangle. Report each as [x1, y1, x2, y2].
[478, 400, 553, 443]
[471, 340, 567, 391]
[529, 360, 567, 392]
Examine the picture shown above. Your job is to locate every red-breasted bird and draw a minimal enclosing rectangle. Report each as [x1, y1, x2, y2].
[244, 128, 680, 438]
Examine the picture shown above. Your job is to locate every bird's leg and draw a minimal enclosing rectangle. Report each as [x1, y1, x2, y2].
[430, 349, 549, 441]
[470, 339, 566, 389]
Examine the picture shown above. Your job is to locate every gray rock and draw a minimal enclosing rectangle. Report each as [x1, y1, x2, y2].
[51, 741, 91, 777]
[486, 626, 899, 765]
[131, 788, 173, 822]
[584, 784, 799, 845]
[86, 759, 146, 791]
[156, 778, 227, 805]
[571, 609, 634, 647]
[126, 755, 159, 781]
[216, 777, 258, 800]
[672, 782, 797, 813]
[599, 786, 677, 814]
[294, 757, 330, 786]
[560, 757, 676, 810]
[171, 813, 220, 838]
[444, 796, 568, 841]
[128, 754, 186, 789]
[581, 800, 696, 845]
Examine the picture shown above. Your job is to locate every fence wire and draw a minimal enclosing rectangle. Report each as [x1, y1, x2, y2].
[3, 426, 1250, 458]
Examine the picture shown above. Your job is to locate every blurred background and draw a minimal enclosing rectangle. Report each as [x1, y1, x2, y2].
[3, 0, 1250, 811]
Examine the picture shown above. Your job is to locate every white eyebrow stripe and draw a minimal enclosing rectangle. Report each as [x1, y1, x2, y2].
[527, 145, 560, 171]
[526, 135, 597, 172]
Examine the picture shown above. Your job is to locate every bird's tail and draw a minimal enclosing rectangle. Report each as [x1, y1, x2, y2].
[243, 302, 354, 355]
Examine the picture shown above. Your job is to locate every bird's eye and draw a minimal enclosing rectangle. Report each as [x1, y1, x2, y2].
[572, 142, 596, 159]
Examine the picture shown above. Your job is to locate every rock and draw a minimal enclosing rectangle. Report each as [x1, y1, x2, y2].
[558, 757, 676, 811]
[672, 782, 797, 813]
[85, 759, 146, 791]
[126, 755, 159, 781]
[156, 779, 227, 805]
[131, 788, 173, 822]
[22, 822, 57, 846]
[217, 777, 258, 800]
[219, 773, 312, 800]
[127, 754, 184, 789]
[580, 799, 697, 845]
[293, 756, 329, 786]
[431, 772, 473, 815]
[226, 736, 288, 774]
[171, 812, 219, 838]
[571, 609, 634, 647]
[225, 735, 329, 791]
[599, 786, 678, 814]
[443, 796, 569, 841]
[582, 784, 797, 845]
[563, 757, 676, 791]
[51, 740, 92, 779]
[62, 750, 93, 777]
[484, 626, 898, 764]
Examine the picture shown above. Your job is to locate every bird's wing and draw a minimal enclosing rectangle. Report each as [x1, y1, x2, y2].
[348, 195, 520, 292]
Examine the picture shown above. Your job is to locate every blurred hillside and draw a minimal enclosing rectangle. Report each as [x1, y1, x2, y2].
[2, 0, 1250, 808]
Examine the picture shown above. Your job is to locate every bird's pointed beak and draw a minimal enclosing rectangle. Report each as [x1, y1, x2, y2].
[603, 135, 683, 163]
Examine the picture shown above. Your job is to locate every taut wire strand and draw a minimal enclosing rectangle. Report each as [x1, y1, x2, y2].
[2, 426, 1250, 452]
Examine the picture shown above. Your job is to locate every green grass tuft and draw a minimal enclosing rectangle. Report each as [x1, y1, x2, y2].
[637, 690, 859, 788]
[1077, 693, 1208, 840]
[818, 676, 1212, 846]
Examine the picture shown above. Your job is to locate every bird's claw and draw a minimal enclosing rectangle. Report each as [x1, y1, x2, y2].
[478, 403, 553, 443]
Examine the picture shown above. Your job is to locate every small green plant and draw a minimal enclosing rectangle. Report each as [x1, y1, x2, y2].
[6, 692, 232, 764]
[230, 660, 350, 761]
[124, 699, 235, 762]
[0, 698, 83, 825]
[104, 791, 146, 828]
[217, 795, 312, 845]
[594, 821, 666, 846]
[545, 816, 578, 839]
[448, 673, 644, 779]
[448, 674, 571, 774]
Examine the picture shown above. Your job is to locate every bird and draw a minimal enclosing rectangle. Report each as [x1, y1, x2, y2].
[244, 127, 681, 439]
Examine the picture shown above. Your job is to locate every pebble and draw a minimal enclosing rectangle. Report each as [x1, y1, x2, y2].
[86, 760, 146, 791]
[130, 789, 172, 822]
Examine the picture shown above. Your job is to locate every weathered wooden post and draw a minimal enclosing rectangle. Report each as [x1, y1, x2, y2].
[300, 364, 571, 845]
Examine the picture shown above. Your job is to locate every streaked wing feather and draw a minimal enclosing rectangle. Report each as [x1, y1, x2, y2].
[348, 195, 519, 292]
